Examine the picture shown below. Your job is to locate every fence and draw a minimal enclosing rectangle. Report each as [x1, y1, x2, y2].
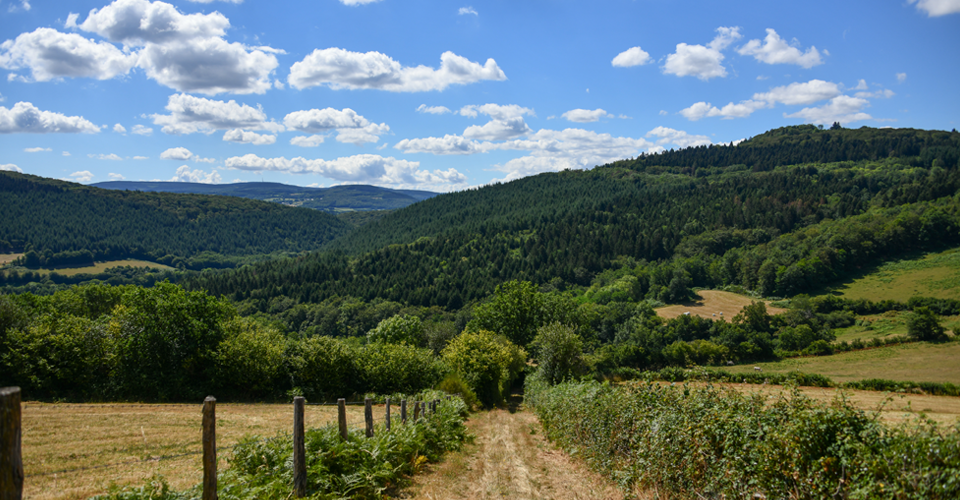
[0, 387, 448, 499]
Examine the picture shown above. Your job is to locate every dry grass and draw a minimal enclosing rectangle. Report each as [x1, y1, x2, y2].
[656, 290, 787, 322]
[401, 403, 634, 500]
[21, 402, 368, 500]
[721, 341, 960, 385]
[36, 260, 175, 277]
[0, 253, 23, 265]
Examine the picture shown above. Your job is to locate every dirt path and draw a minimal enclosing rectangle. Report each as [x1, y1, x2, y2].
[400, 405, 630, 500]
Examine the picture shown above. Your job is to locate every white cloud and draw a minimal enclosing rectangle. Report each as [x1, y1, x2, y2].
[288, 48, 506, 92]
[0, 164, 22, 172]
[646, 127, 712, 148]
[737, 29, 823, 68]
[854, 79, 868, 90]
[283, 108, 369, 133]
[131, 124, 153, 135]
[663, 27, 741, 80]
[89, 153, 124, 160]
[290, 135, 324, 147]
[753, 79, 841, 105]
[336, 123, 390, 145]
[562, 108, 612, 123]
[223, 129, 276, 145]
[855, 89, 895, 99]
[108, 172, 125, 180]
[24, 146, 51, 152]
[185, 0, 243, 3]
[0, 28, 137, 82]
[394, 134, 493, 155]
[416, 104, 451, 115]
[170, 165, 220, 183]
[659, 110, 668, 116]
[0, 102, 100, 133]
[70, 170, 94, 182]
[160, 146, 193, 160]
[897, 72, 907, 83]
[459, 103, 534, 120]
[151, 93, 281, 135]
[79, 0, 229, 43]
[463, 117, 530, 141]
[132, 156, 148, 160]
[114, 123, 127, 134]
[458, 6, 478, 15]
[680, 100, 768, 121]
[785, 95, 872, 125]
[62, 151, 71, 156]
[611, 46, 651, 67]
[340, 0, 383, 5]
[225, 153, 468, 190]
[909, 0, 960, 16]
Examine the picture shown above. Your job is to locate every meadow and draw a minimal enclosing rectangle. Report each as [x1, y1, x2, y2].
[824, 246, 960, 301]
[36, 260, 175, 277]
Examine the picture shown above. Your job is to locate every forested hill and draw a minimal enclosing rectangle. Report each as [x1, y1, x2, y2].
[0, 172, 350, 269]
[90, 181, 437, 212]
[189, 125, 960, 309]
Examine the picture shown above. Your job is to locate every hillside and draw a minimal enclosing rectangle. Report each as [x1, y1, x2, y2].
[189, 126, 960, 309]
[0, 171, 350, 269]
[90, 181, 436, 212]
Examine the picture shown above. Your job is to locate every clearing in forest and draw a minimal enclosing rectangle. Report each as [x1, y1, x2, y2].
[656, 290, 787, 322]
[822, 246, 960, 301]
[0, 253, 22, 265]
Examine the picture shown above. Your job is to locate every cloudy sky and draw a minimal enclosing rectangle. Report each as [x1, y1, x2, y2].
[1, 0, 958, 191]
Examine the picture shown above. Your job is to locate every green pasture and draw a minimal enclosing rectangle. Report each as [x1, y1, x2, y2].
[824, 246, 960, 301]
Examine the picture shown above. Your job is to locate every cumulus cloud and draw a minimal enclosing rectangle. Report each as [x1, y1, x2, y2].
[284, 108, 369, 133]
[0, 102, 100, 133]
[171, 165, 221, 183]
[89, 153, 124, 160]
[0, 164, 23, 172]
[855, 89, 895, 99]
[108, 172, 125, 180]
[160, 146, 194, 160]
[909, 0, 960, 16]
[290, 135, 324, 147]
[340, 0, 383, 5]
[113, 123, 127, 134]
[416, 104, 451, 115]
[70, 170, 94, 182]
[897, 72, 907, 83]
[679, 100, 767, 121]
[336, 123, 390, 145]
[785, 95, 872, 125]
[288, 48, 506, 92]
[394, 134, 493, 155]
[737, 29, 823, 68]
[0, 28, 137, 82]
[150, 93, 281, 135]
[646, 127, 712, 148]
[223, 129, 276, 145]
[562, 108, 612, 123]
[663, 27, 741, 80]
[611, 46, 651, 67]
[463, 117, 530, 140]
[679, 80, 842, 121]
[131, 124, 153, 135]
[458, 6, 478, 15]
[132, 156, 148, 160]
[459, 103, 534, 120]
[225, 153, 468, 190]
[24, 146, 51, 152]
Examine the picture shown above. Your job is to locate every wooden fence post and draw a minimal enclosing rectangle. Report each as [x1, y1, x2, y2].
[1, 387, 23, 500]
[337, 399, 348, 441]
[385, 397, 391, 432]
[202, 396, 217, 500]
[364, 398, 374, 438]
[401, 399, 407, 424]
[293, 397, 306, 497]
[413, 401, 420, 421]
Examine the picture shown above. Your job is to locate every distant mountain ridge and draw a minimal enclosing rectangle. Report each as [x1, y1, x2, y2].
[91, 181, 438, 212]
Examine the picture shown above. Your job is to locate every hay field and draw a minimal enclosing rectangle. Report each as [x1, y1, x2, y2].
[39, 260, 175, 277]
[20, 401, 372, 500]
[0, 253, 23, 265]
[722, 341, 960, 385]
[656, 290, 787, 322]
[825, 247, 960, 301]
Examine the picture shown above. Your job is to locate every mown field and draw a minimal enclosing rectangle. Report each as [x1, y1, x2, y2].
[824, 246, 960, 301]
[722, 341, 960, 384]
[20, 402, 368, 500]
[655, 290, 787, 321]
[32, 260, 175, 276]
[0, 253, 22, 265]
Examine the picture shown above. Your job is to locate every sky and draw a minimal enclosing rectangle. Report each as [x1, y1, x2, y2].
[0, 0, 958, 192]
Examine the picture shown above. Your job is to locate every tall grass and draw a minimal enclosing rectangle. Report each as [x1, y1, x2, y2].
[527, 373, 960, 498]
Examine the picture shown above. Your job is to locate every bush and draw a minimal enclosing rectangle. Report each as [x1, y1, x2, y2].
[530, 323, 584, 385]
[215, 317, 287, 400]
[441, 329, 527, 407]
[366, 314, 425, 347]
[435, 372, 479, 410]
[906, 306, 948, 341]
[357, 342, 445, 395]
[802, 339, 834, 356]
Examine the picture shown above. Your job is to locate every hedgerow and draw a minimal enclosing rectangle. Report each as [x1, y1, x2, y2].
[526, 374, 960, 498]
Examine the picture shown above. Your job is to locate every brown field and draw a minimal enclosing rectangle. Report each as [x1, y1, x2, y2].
[20, 401, 370, 500]
[656, 290, 787, 322]
[40, 260, 175, 277]
[0, 253, 23, 265]
[721, 341, 960, 385]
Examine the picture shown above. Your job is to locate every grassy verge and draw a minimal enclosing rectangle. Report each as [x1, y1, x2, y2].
[527, 373, 960, 499]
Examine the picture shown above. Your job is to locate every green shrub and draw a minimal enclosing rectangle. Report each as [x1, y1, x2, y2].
[357, 342, 445, 395]
[215, 317, 287, 400]
[442, 329, 527, 407]
[435, 373, 479, 410]
[802, 339, 834, 356]
[366, 314, 425, 347]
[906, 306, 948, 341]
[530, 323, 584, 385]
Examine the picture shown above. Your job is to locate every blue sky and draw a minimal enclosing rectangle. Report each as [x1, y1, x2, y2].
[1, 0, 958, 191]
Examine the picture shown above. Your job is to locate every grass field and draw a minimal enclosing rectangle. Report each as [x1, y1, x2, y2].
[722, 341, 960, 385]
[823, 246, 960, 301]
[656, 290, 787, 322]
[0, 253, 23, 265]
[20, 401, 371, 500]
[28, 260, 175, 277]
